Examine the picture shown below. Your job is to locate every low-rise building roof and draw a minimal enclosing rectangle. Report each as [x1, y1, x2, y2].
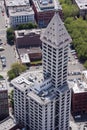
[0, 117, 17, 130]
[0, 80, 7, 91]
[20, 53, 30, 64]
[5, 0, 30, 7]
[9, 6, 34, 16]
[72, 80, 87, 93]
[75, 0, 87, 10]
[32, 0, 62, 12]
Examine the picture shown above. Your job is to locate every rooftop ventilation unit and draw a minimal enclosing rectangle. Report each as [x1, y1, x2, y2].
[42, 1, 48, 5]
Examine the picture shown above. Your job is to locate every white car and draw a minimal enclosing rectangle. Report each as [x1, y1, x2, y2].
[0, 46, 4, 51]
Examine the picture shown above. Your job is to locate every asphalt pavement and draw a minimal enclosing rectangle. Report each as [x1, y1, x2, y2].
[68, 47, 85, 81]
[0, 1, 18, 72]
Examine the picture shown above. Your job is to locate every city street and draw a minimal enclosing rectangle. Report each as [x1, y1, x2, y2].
[0, 1, 18, 72]
[0, 1, 87, 129]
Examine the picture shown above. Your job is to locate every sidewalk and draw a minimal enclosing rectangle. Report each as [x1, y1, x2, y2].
[70, 121, 78, 130]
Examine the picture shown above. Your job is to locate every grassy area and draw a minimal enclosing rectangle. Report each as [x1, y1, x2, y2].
[30, 60, 42, 65]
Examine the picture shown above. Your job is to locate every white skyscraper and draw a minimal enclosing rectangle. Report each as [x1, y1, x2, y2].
[41, 12, 72, 130]
[12, 12, 72, 130]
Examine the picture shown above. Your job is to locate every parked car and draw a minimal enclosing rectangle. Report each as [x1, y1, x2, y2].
[0, 46, 4, 51]
[0, 42, 3, 45]
[2, 61, 6, 67]
[0, 56, 6, 67]
[0, 39, 3, 45]
[74, 115, 81, 119]
[1, 57, 6, 62]
[0, 56, 6, 60]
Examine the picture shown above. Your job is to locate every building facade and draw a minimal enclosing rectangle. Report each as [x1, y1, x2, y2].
[15, 29, 42, 48]
[41, 12, 72, 130]
[73, 0, 87, 17]
[31, 0, 62, 27]
[0, 82, 9, 121]
[9, 7, 34, 27]
[12, 12, 72, 130]
[71, 71, 87, 115]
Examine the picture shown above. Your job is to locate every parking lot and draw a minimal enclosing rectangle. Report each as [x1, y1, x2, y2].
[0, 43, 19, 72]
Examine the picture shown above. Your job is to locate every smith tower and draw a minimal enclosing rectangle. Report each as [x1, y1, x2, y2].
[12, 12, 72, 130]
[41, 12, 72, 88]
[41, 12, 72, 130]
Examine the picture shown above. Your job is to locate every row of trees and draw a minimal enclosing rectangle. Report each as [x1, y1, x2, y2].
[16, 22, 37, 30]
[65, 17, 87, 64]
[59, 0, 87, 68]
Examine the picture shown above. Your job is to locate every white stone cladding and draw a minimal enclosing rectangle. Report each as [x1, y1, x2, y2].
[12, 12, 72, 130]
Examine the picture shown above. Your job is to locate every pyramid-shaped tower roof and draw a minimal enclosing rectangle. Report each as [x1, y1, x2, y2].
[40, 12, 72, 48]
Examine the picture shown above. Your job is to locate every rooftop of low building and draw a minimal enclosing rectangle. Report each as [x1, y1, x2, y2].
[32, 0, 62, 12]
[0, 116, 17, 130]
[75, 0, 87, 10]
[9, 6, 34, 16]
[15, 29, 43, 38]
[72, 79, 87, 93]
[18, 47, 42, 54]
[0, 80, 7, 91]
[5, 0, 30, 7]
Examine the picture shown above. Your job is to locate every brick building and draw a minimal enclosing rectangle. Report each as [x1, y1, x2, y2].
[71, 80, 87, 115]
[15, 29, 42, 48]
[31, 0, 62, 27]
[18, 47, 42, 64]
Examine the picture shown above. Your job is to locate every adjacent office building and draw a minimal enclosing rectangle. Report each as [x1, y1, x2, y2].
[0, 81, 9, 121]
[4, 0, 35, 27]
[9, 7, 34, 27]
[15, 29, 42, 48]
[4, 0, 30, 15]
[71, 71, 87, 115]
[71, 80, 87, 115]
[73, 0, 87, 17]
[31, 0, 62, 27]
[11, 12, 72, 130]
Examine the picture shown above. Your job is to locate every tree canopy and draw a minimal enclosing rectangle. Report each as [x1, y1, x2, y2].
[7, 62, 27, 80]
[65, 17, 87, 63]
[16, 22, 37, 30]
[7, 27, 14, 45]
[59, 0, 87, 68]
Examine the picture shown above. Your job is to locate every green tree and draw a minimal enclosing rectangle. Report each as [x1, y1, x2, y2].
[84, 61, 87, 69]
[7, 28, 14, 45]
[16, 24, 24, 30]
[62, 4, 79, 19]
[17, 22, 37, 30]
[7, 62, 27, 80]
[0, 75, 4, 79]
[7, 70, 15, 80]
